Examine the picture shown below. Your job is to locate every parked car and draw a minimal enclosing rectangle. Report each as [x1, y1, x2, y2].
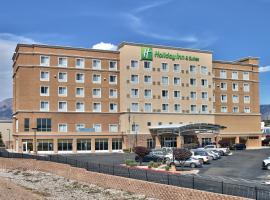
[135, 151, 168, 163]
[230, 143, 246, 150]
[203, 150, 220, 160]
[198, 145, 231, 156]
[191, 150, 213, 161]
[168, 157, 203, 168]
[190, 150, 211, 164]
[262, 157, 270, 170]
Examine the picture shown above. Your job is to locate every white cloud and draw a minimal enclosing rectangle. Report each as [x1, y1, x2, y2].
[259, 66, 270, 73]
[0, 33, 36, 101]
[134, 0, 172, 13]
[92, 42, 117, 51]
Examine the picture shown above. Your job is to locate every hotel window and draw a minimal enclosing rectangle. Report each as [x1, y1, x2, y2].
[190, 105, 197, 113]
[232, 71, 238, 79]
[76, 124, 85, 132]
[58, 86, 67, 96]
[77, 139, 91, 151]
[131, 60, 138, 69]
[174, 77, 181, 85]
[243, 71, 250, 80]
[76, 87, 84, 97]
[109, 75, 117, 84]
[76, 58, 84, 68]
[162, 104, 169, 112]
[58, 139, 72, 151]
[144, 75, 152, 84]
[221, 94, 227, 103]
[189, 65, 196, 73]
[92, 88, 101, 98]
[76, 102, 85, 112]
[190, 78, 196, 86]
[244, 96, 250, 104]
[112, 139, 122, 150]
[37, 118, 51, 132]
[244, 107, 251, 113]
[201, 92, 208, 100]
[93, 124, 102, 132]
[58, 101, 67, 112]
[190, 92, 197, 100]
[173, 64, 180, 72]
[232, 83, 238, 91]
[131, 74, 139, 84]
[58, 123, 68, 132]
[131, 88, 139, 98]
[161, 63, 169, 71]
[95, 139, 108, 151]
[40, 101, 49, 111]
[144, 89, 152, 98]
[92, 59, 101, 69]
[40, 71, 49, 81]
[92, 74, 101, 84]
[233, 107, 239, 113]
[109, 61, 117, 70]
[161, 76, 169, 85]
[131, 124, 139, 132]
[109, 103, 118, 112]
[76, 73, 84, 83]
[161, 90, 169, 99]
[147, 139, 155, 149]
[174, 91, 181, 98]
[220, 82, 227, 90]
[144, 103, 152, 112]
[174, 104, 181, 112]
[232, 95, 239, 103]
[109, 89, 117, 98]
[201, 66, 208, 75]
[109, 124, 118, 132]
[93, 102, 101, 112]
[131, 103, 139, 112]
[201, 79, 208, 87]
[37, 139, 53, 152]
[221, 106, 227, 113]
[24, 118, 30, 132]
[144, 61, 152, 70]
[243, 83, 250, 92]
[220, 70, 227, 79]
[58, 72, 67, 82]
[201, 105, 208, 113]
[40, 55, 50, 66]
[58, 57, 68, 67]
[40, 86, 49, 96]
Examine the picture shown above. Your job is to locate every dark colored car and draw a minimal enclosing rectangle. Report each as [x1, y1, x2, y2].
[135, 152, 167, 163]
[230, 143, 246, 150]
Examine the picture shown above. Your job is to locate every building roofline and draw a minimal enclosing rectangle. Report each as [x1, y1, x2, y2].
[118, 41, 213, 54]
[213, 59, 259, 66]
[235, 57, 260, 62]
[0, 120, 12, 123]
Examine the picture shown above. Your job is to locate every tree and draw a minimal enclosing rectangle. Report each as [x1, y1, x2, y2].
[133, 146, 150, 165]
[0, 132, 4, 147]
[173, 148, 192, 170]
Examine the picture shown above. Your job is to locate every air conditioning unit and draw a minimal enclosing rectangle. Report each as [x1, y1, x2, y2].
[209, 98, 212, 101]
[181, 70, 185, 73]
[157, 81, 160, 85]
[127, 94, 130, 98]
[126, 80, 130, 83]
[182, 97, 185, 100]
[153, 81, 156, 85]
[157, 95, 161, 99]
[127, 108, 130, 111]
[186, 83, 189, 87]
[208, 85, 211, 88]
[157, 109, 161, 112]
[208, 72, 211, 75]
[186, 70, 189, 74]
[126, 65, 130, 69]
[181, 83, 185, 87]
[153, 68, 156, 71]
[157, 68, 160, 72]
[153, 95, 156, 99]
[186, 97, 189, 100]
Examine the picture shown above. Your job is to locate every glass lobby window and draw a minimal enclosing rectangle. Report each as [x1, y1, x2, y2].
[109, 61, 117, 70]
[77, 139, 91, 151]
[92, 74, 101, 84]
[40, 71, 49, 81]
[189, 65, 196, 73]
[93, 102, 101, 112]
[58, 123, 68, 132]
[144, 61, 152, 70]
[161, 63, 169, 71]
[58, 139, 73, 151]
[161, 76, 169, 85]
[162, 104, 169, 112]
[109, 103, 118, 112]
[147, 139, 155, 149]
[131, 75, 139, 84]
[76, 87, 84, 97]
[232, 71, 238, 79]
[24, 118, 30, 132]
[173, 64, 180, 72]
[131, 103, 139, 112]
[243, 72, 250, 80]
[58, 86, 67, 96]
[40, 86, 49, 96]
[92, 59, 101, 69]
[76, 73, 84, 83]
[58, 101, 67, 112]
[40, 101, 49, 111]
[95, 139, 108, 151]
[109, 75, 117, 84]
[37, 139, 53, 151]
[144, 103, 152, 112]
[131, 60, 138, 69]
[93, 124, 102, 132]
[131, 88, 139, 98]
[109, 89, 117, 98]
[112, 139, 122, 150]
[232, 83, 238, 91]
[132, 123, 139, 132]
[37, 118, 51, 132]
[58, 57, 68, 67]
[58, 72, 67, 82]
[40, 55, 50, 66]
[92, 88, 101, 98]
[109, 124, 118, 132]
[76, 58, 84, 68]
[76, 102, 85, 112]
[144, 89, 152, 98]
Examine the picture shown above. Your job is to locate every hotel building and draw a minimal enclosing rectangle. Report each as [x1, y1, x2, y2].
[12, 42, 261, 153]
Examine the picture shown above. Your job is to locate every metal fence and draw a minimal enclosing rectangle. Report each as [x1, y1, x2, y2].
[0, 151, 270, 200]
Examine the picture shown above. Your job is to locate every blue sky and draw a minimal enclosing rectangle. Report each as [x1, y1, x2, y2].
[0, 0, 269, 104]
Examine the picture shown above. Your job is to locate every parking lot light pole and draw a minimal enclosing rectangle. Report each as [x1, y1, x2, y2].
[7, 129, 10, 150]
[32, 127, 38, 155]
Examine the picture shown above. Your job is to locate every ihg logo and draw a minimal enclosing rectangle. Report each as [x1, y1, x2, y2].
[141, 47, 153, 61]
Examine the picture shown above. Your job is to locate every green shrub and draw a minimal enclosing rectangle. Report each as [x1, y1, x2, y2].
[165, 166, 170, 171]
[125, 159, 137, 167]
[149, 161, 154, 167]
[152, 162, 161, 168]
[148, 164, 152, 168]
[123, 148, 131, 153]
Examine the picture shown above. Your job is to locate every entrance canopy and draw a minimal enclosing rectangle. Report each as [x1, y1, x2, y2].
[149, 123, 226, 136]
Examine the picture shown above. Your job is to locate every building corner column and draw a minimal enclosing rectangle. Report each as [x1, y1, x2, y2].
[155, 136, 161, 149]
[53, 138, 58, 154]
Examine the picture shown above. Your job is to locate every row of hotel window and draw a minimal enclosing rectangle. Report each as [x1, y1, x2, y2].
[23, 138, 122, 152]
[23, 118, 119, 133]
[40, 71, 117, 84]
[219, 70, 250, 80]
[40, 86, 117, 98]
[218, 82, 250, 92]
[220, 94, 251, 104]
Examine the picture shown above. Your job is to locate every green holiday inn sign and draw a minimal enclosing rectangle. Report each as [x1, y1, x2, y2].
[141, 47, 199, 62]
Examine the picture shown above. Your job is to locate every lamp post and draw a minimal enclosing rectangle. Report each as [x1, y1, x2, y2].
[32, 127, 38, 155]
[7, 129, 10, 150]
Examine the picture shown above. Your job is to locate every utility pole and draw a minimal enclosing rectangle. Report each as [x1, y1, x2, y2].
[7, 129, 10, 150]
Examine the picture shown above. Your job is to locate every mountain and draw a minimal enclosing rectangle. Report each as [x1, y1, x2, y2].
[261, 105, 270, 120]
[0, 98, 12, 120]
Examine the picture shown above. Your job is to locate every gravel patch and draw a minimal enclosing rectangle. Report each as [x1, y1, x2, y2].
[0, 169, 157, 200]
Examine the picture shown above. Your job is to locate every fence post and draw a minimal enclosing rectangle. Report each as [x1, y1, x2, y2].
[145, 170, 148, 181]
[192, 175, 195, 189]
[255, 187, 258, 200]
[113, 164, 115, 175]
[167, 173, 170, 185]
[99, 163, 101, 173]
[221, 181, 224, 194]
[128, 167, 130, 178]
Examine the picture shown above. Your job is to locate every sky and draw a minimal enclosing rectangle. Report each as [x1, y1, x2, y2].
[0, 0, 269, 104]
